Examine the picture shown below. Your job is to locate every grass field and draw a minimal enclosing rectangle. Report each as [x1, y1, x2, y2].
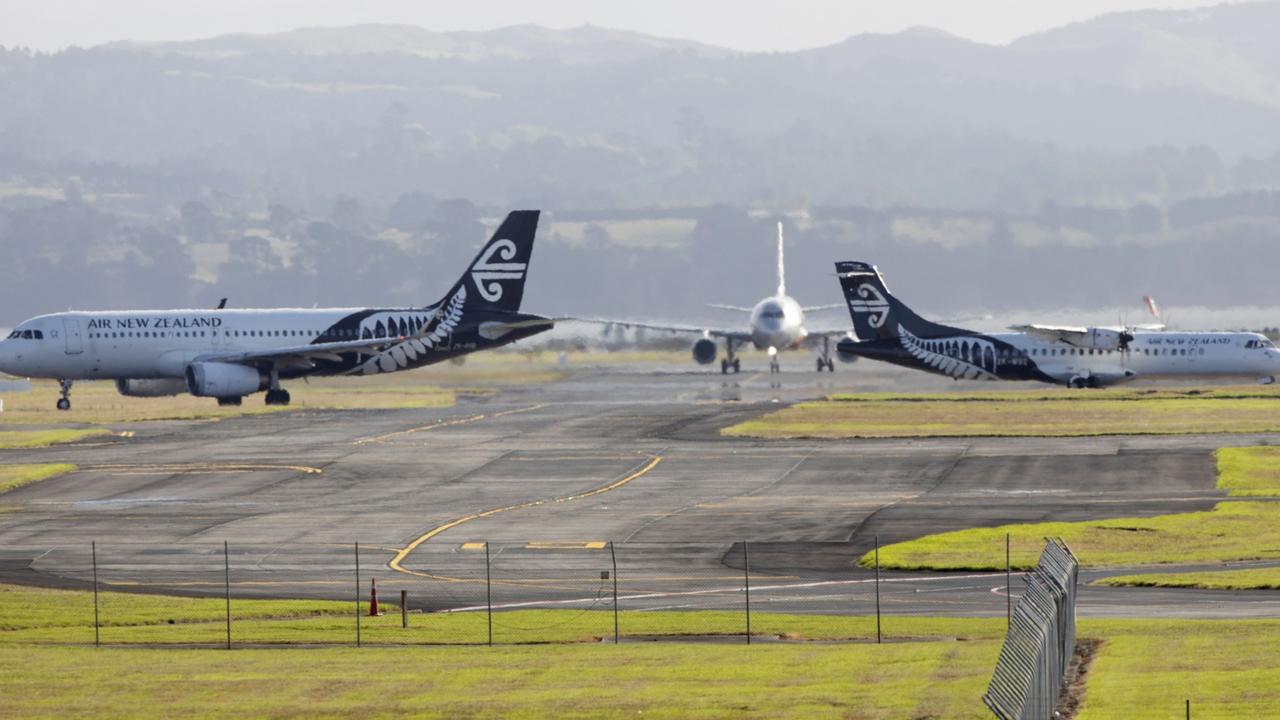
[0, 582, 1002, 646]
[1215, 446, 1280, 496]
[5, 583, 1280, 717]
[0, 464, 75, 493]
[1077, 619, 1280, 719]
[723, 386, 1280, 438]
[862, 446, 1280, 573]
[1097, 567, 1280, 590]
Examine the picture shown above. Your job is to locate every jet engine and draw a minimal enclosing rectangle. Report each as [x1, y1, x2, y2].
[115, 378, 188, 397]
[184, 362, 268, 398]
[1074, 328, 1136, 351]
[692, 338, 717, 365]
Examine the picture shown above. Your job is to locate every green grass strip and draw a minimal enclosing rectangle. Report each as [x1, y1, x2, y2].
[0, 463, 75, 494]
[0, 429, 109, 449]
[862, 446, 1280, 572]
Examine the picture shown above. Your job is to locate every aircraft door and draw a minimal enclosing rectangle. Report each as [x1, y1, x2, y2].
[62, 319, 83, 355]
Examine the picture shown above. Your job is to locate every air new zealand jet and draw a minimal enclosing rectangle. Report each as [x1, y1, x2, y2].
[0, 211, 554, 409]
[835, 261, 1280, 388]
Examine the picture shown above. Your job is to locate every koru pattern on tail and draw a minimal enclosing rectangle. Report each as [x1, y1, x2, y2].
[899, 326, 999, 380]
[353, 286, 467, 375]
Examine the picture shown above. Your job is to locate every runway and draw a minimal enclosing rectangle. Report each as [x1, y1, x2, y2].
[2, 359, 1279, 620]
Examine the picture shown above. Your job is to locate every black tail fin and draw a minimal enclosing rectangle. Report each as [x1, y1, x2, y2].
[835, 261, 966, 340]
[434, 210, 540, 314]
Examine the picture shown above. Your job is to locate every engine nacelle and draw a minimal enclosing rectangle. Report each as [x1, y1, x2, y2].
[115, 378, 188, 397]
[692, 338, 717, 365]
[837, 333, 859, 363]
[185, 362, 267, 398]
[1075, 328, 1135, 351]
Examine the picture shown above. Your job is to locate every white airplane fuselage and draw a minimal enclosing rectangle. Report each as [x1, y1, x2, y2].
[748, 294, 807, 354]
[0, 308, 392, 380]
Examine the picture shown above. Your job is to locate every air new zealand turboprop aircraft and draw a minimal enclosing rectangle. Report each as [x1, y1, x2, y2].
[0, 211, 553, 410]
[835, 261, 1280, 388]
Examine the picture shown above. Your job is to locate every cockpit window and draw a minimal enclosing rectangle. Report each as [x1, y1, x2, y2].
[20, 330, 32, 339]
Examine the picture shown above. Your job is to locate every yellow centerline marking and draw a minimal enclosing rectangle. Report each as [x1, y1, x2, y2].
[492, 404, 545, 418]
[352, 404, 544, 446]
[353, 414, 486, 445]
[525, 541, 607, 550]
[388, 455, 663, 579]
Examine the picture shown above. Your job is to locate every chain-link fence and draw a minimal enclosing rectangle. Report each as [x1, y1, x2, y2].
[1, 538, 1025, 647]
[982, 539, 1079, 720]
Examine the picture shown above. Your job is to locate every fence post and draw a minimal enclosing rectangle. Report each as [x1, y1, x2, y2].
[91, 541, 100, 647]
[743, 541, 751, 645]
[1006, 532, 1011, 628]
[354, 541, 361, 647]
[610, 541, 619, 645]
[485, 541, 493, 647]
[1187, 699, 1191, 719]
[401, 590, 408, 629]
[224, 540, 232, 650]
[874, 535, 881, 644]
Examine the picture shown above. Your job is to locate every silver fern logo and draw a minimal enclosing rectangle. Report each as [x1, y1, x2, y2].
[471, 239, 526, 302]
[848, 284, 891, 328]
[354, 287, 468, 375]
[898, 326, 998, 381]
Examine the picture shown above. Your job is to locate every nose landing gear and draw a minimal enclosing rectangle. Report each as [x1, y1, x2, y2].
[56, 379, 73, 411]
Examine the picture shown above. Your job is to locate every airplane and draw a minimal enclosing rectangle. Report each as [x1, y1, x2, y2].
[834, 260, 1280, 387]
[0, 210, 555, 410]
[595, 223, 851, 374]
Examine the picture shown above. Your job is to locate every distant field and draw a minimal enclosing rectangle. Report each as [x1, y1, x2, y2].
[723, 386, 1280, 438]
[863, 445, 1280, 573]
[4, 583, 1280, 718]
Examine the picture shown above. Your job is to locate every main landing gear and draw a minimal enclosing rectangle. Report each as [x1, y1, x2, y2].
[769, 357, 781, 374]
[815, 336, 835, 372]
[56, 379, 73, 411]
[720, 339, 742, 374]
[263, 366, 291, 406]
[264, 388, 291, 406]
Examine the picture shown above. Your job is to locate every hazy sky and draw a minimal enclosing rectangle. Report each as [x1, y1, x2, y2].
[1, 0, 1240, 51]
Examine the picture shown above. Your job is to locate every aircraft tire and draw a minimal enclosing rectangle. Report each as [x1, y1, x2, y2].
[732, 359, 741, 373]
[720, 360, 728, 375]
[56, 398, 70, 411]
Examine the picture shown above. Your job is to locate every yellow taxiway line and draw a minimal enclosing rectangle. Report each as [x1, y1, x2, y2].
[388, 455, 663, 579]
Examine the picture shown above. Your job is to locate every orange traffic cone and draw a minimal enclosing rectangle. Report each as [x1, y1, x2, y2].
[369, 577, 382, 616]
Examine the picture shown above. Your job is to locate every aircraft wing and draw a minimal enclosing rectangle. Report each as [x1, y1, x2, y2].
[801, 304, 845, 313]
[194, 337, 418, 368]
[1009, 324, 1096, 344]
[572, 318, 752, 343]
